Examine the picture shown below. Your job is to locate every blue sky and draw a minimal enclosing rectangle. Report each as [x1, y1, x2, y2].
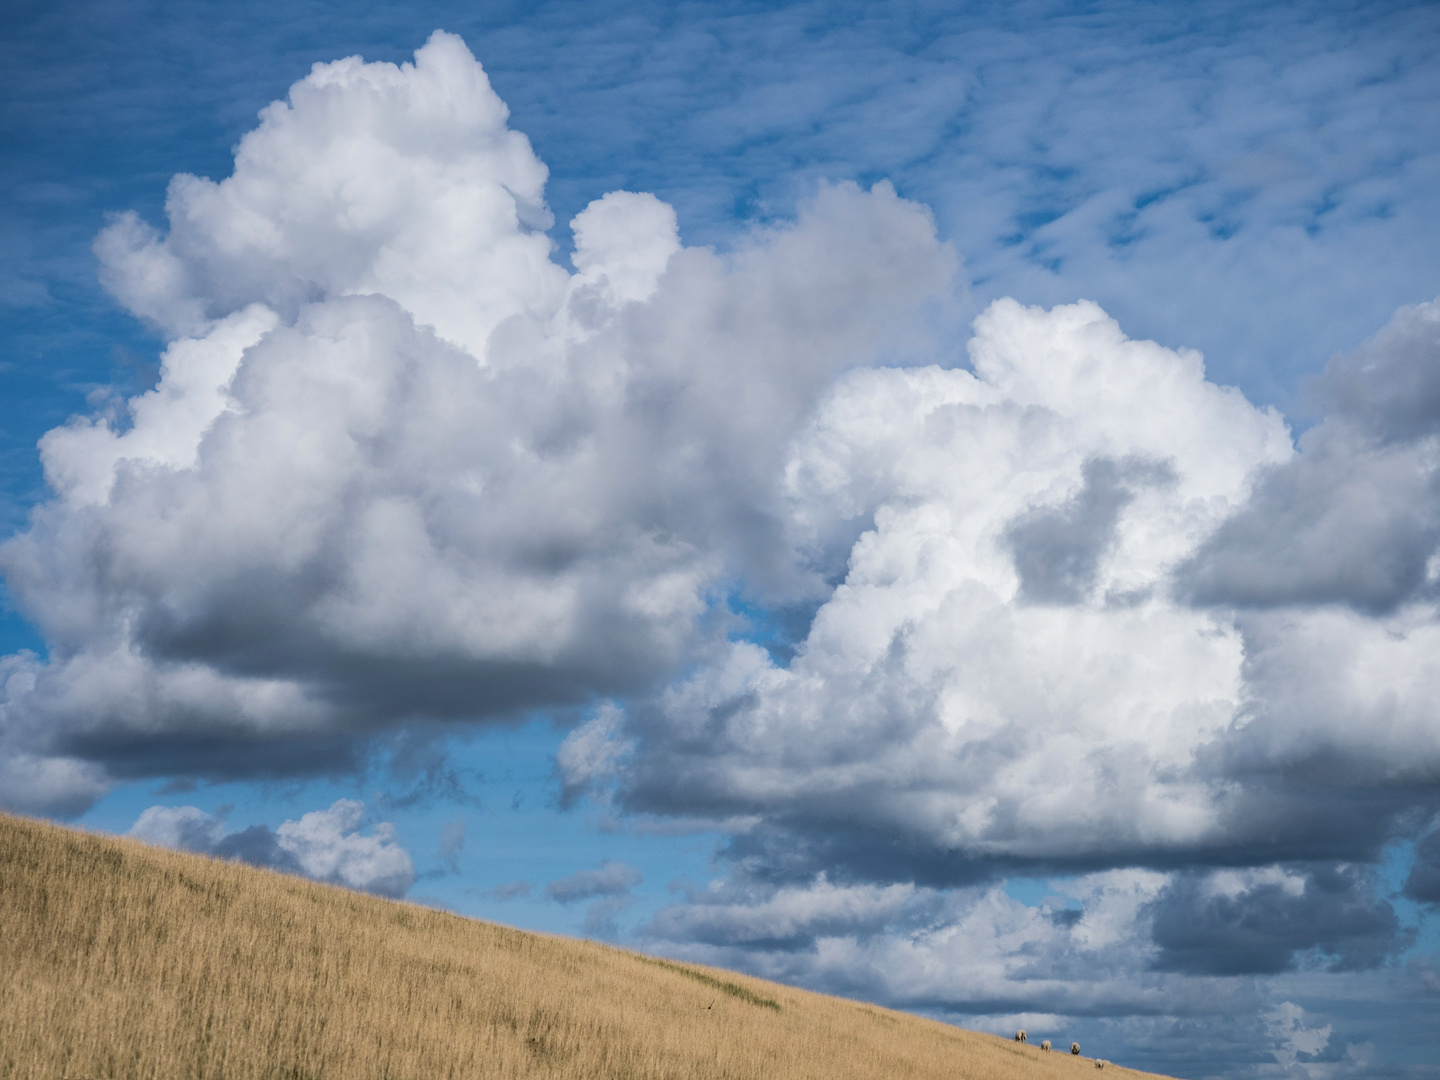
[4, 2, 1440, 1077]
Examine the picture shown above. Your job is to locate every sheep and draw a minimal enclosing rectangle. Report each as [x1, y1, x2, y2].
[1095, 1061, 1108, 1070]
[1040, 1040, 1051, 1051]
[1014, 1030, 1027, 1043]
[1071, 1043, 1081, 1055]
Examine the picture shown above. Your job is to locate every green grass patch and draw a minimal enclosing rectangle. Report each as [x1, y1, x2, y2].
[635, 955, 782, 1011]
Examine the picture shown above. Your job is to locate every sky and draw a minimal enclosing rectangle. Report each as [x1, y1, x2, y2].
[3, 1, 1440, 1076]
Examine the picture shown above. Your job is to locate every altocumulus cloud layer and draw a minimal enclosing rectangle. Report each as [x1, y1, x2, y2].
[1, 30, 1439, 1077]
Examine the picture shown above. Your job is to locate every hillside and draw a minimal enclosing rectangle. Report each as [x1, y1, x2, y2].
[0, 812, 1171, 1080]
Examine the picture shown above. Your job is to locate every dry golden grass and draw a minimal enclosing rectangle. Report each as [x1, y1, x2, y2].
[1, 812, 1175, 1080]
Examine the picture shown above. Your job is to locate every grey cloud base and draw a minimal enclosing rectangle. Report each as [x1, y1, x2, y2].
[1147, 866, 1404, 976]
[1177, 301, 1440, 616]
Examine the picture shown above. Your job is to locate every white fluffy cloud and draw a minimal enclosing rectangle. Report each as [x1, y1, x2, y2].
[128, 803, 226, 851]
[582, 299, 1283, 862]
[92, 30, 561, 352]
[564, 295, 1440, 881]
[128, 798, 415, 897]
[0, 32, 957, 813]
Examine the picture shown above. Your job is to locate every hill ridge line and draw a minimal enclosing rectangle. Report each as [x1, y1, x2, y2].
[0, 811, 1173, 1080]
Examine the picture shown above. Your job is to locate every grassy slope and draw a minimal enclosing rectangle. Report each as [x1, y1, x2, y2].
[0, 812, 1172, 1080]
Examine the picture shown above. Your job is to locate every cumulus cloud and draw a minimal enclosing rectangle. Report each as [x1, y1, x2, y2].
[127, 798, 415, 897]
[555, 703, 630, 808]
[128, 804, 227, 852]
[91, 30, 560, 351]
[0, 746, 108, 819]
[555, 294, 1440, 894]
[578, 297, 1298, 875]
[0, 32, 957, 811]
[1264, 1002, 1333, 1075]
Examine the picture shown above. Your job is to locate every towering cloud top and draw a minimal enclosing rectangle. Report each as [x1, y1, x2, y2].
[94, 32, 562, 352]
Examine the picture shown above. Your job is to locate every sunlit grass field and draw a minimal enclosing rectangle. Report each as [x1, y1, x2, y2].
[1, 812, 1171, 1080]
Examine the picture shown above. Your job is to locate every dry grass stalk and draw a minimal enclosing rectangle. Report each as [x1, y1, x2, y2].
[0, 812, 1173, 1080]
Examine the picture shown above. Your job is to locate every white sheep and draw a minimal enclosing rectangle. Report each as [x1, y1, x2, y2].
[1040, 1040, 1051, 1051]
[1095, 1061, 1108, 1070]
[1014, 1030, 1028, 1043]
[1071, 1042, 1081, 1055]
